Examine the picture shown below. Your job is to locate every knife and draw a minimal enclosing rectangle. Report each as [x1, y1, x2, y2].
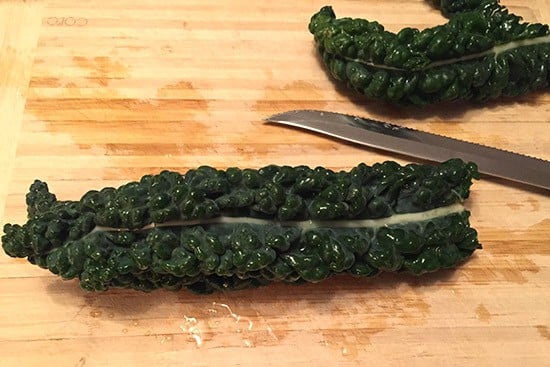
[265, 109, 550, 191]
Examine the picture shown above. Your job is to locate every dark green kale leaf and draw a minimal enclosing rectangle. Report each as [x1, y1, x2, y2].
[309, 0, 550, 106]
[2, 159, 481, 294]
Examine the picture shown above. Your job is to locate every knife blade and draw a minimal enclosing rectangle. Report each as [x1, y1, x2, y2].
[265, 109, 550, 191]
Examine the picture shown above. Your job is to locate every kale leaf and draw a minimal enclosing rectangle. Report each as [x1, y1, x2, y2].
[2, 159, 481, 293]
[309, 0, 549, 106]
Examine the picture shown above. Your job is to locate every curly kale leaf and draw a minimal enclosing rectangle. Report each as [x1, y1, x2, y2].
[309, 0, 550, 106]
[2, 159, 480, 293]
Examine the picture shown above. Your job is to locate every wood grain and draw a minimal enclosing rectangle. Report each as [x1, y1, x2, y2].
[0, 1, 548, 366]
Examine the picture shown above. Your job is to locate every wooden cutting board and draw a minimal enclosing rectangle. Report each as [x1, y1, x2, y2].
[1, 1, 548, 366]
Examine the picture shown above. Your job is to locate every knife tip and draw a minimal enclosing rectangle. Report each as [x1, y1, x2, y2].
[264, 111, 292, 123]
[264, 109, 323, 123]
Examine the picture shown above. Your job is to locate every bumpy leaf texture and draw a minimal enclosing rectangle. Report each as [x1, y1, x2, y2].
[2, 160, 481, 293]
[309, 0, 550, 106]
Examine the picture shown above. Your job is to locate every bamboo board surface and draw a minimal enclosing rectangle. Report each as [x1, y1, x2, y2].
[0, 1, 549, 366]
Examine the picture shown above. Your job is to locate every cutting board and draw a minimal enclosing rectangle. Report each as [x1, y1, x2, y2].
[1, 1, 548, 366]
